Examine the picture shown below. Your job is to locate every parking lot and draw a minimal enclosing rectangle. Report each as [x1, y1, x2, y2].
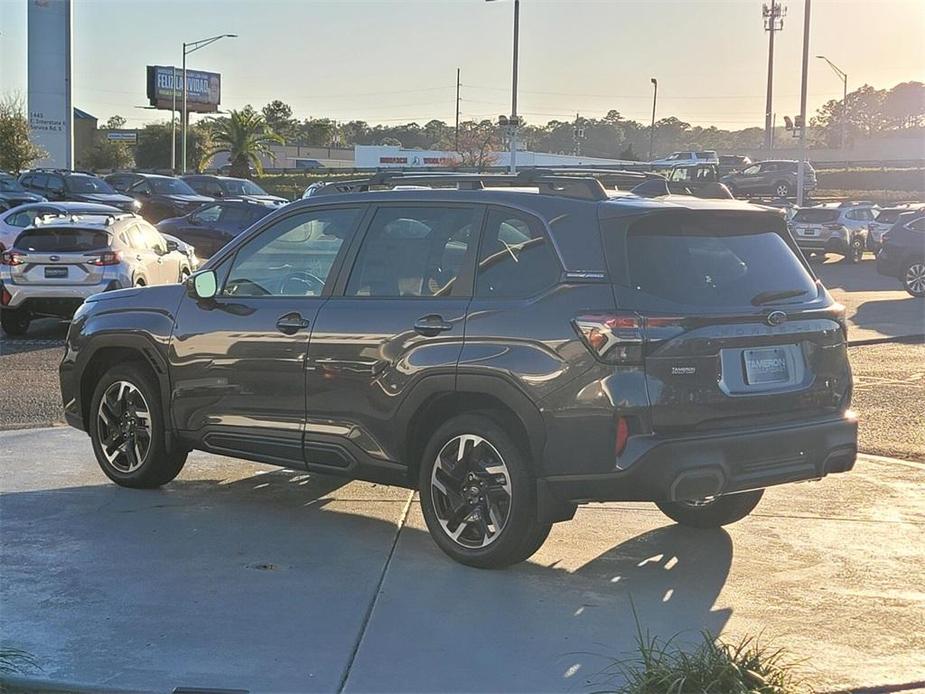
[1, 248, 923, 693]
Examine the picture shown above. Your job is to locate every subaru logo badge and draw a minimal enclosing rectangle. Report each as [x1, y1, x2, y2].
[767, 310, 787, 326]
[49, 255, 60, 262]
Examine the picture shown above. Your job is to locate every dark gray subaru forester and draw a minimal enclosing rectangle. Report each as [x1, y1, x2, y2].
[59, 171, 857, 568]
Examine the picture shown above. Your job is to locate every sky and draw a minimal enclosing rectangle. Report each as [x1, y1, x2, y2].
[1, 0, 923, 131]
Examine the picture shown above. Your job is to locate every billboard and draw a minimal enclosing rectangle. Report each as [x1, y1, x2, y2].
[146, 66, 221, 113]
[27, 0, 73, 168]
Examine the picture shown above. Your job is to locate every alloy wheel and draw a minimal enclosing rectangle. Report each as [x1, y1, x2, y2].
[96, 380, 152, 473]
[430, 434, 512, 548]
[776, 184, 789, 197]
[905, 263, 925, 295]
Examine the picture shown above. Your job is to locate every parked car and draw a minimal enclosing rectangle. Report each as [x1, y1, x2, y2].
[721, 160, 817, 199]
[57, 172, 856, 568]
[789, 202, 877, 263]
[18, 170, 141, 213]
[718, 155, 753, 175]
[105, 173, 212, 223]
[156, 199, 276, 259]
[656, 163, 733, 197]
[0, 172, 46, 212]
[0, 212, 192, 336]
[180, 174, 288, 206]
[867, 204, 925, 252]
[649, 151, 719, 166]
[0, 201, 121, 251]
[877, 211, 925, 297]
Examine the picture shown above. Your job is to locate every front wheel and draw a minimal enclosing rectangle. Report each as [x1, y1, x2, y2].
[1, 308, 31, 337]
[89, 363, 187, 488]
[656, 490, 764, 528]
[902, 260, 925, 297]
[419, 414, 550, 568]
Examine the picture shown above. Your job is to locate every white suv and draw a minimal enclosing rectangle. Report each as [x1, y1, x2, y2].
[0, 212, 192, 336]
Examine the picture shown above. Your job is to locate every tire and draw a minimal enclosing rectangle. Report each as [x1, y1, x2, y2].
[656, 489, 764, 528]
[902, 260, 925, 297]
[844, 236, 864, 264]
[419, 413, 551, 569]
[773, 181, 791, 198]
[0, 308, 31, 337]
[89, 362, 187, 489]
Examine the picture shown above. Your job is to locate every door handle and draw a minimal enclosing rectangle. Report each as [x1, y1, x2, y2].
[413, 314, 453, 337]
[276, 312, 310, 335]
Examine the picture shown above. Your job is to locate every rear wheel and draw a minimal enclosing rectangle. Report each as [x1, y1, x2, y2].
[774, 181, 791, 198]
[902, 260, 925, 297]
[1, 308, 31, 337]
[656, 490, 764, 528]
[844, 236, 864, 264]
[89, 363, 187, 488]
[419, 414, 550, 568]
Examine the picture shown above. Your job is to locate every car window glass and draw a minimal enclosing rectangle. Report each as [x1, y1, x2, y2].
[742, 164, 760, 175]
[475, 209, 560, 299]
[143, 225, 167, 253]
[908, 217, 925, 231]
[223, 208, 361, 297]
[129, 180, 151, 194]
[124, 224, 145, 248]
[47, 176, 64, 193]
[220, 205, 258, 229]
[8, 207, 54, 227]
[192, 204, 222, 224]
[206, 181, 224, 196]
[346, 206, 477, 298]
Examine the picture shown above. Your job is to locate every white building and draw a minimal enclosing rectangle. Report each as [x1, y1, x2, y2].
[354, 145, 638, 170]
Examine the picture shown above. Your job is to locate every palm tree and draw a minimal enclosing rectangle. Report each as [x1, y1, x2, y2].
[207, 108, 283, 177]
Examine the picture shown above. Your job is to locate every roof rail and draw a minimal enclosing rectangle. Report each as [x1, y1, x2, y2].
[306, 168, 668, 202]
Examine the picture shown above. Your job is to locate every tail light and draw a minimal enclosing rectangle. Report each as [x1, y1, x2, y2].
[615, 416, 630, 456]
[86, 250, 122, 266]
[572, 313, 685, 364]
[1, 251, 25, 266]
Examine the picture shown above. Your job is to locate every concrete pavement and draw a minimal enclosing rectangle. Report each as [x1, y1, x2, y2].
[1, 427, 924, 693]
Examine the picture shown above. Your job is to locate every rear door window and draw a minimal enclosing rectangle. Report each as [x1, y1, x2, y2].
[15, 228, 110, 252]
[623, 222, 815, 309]
[346, 205, 479, 298]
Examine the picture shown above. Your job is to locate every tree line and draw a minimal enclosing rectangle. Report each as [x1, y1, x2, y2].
[2, 81, 922, 174]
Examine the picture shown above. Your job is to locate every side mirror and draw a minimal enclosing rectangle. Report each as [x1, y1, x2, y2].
[189, 269, 218, 300]
[165, 239, 179, 252]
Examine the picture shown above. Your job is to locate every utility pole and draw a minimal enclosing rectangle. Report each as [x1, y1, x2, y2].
[181, 33, 236, 174]
[796, 0, 811, 207]
[455, 67, 461, 152]
[763, 1, 786, 153]
[648, 78, 658, 161]
[509, 0, 520, 173]
[171, 67, 177, 172]
[573, 113, 584, 157]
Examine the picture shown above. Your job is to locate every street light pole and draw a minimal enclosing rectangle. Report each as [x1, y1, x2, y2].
[762, 1, 785, 153]
[796, 0, 811, 207]
[171, 67, 177, 173]
[649, 78, 658, 161]
[181, 33, 237, 174]
[817, 55, 848, 151]
[509, 0, 520, 173]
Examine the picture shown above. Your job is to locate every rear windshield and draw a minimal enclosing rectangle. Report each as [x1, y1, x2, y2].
[15, 228, 110, 252]
[223, 179, 267, 196]
[792, 208, 839, 223]
[625, 228, 815, 308]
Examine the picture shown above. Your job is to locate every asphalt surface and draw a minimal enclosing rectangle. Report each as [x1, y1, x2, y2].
[1, 427, 923, 693]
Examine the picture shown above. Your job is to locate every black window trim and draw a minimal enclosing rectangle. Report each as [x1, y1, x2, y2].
[330, 201, 486, 300]
[215, 203, 370, 300]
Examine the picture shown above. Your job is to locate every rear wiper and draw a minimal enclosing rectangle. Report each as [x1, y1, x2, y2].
[751, 288, 809, 306]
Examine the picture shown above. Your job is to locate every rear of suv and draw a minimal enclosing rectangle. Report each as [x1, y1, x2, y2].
[789, 202, 876, 263]
[1, 212, 191, 335]
[58, 172, 856, 568]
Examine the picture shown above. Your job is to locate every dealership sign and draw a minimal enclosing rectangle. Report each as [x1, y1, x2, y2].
[146, 65, 221, 113]
[28, 0, 73, 168]
[106, 130, 137, 144]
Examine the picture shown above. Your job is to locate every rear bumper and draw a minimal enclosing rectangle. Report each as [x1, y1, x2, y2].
[0, 280, 122, 313]
[540, 412, 857, 504]
[795, 236, 849, 254]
